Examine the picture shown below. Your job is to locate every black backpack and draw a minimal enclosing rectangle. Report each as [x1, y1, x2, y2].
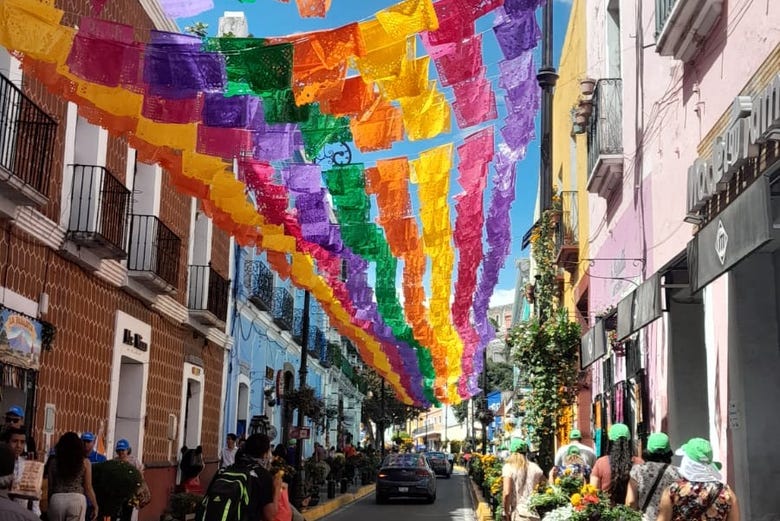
[195, 462, 259, 521]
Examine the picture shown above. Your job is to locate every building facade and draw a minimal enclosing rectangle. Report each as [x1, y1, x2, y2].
[0, 1, 233, 519]
[543, 0, 780, 518]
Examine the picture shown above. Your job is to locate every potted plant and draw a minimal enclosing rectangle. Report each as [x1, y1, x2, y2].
[580, 78, 596, 96]
[92, 460, 144, 520]
[163, 492, 204, 521]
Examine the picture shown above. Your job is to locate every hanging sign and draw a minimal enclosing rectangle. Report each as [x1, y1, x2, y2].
[0, 308, 47, 371]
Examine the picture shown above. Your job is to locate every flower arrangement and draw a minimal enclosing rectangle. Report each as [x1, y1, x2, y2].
[270, 455, 296, 484]
[531, 481, 643, 521]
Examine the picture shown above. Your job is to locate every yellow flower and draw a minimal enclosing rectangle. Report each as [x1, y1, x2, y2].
[564, 468, 572, 476]
[580, 484, 598, 496]
[545, 488, 553, 495]
[570, 493, 582, 506]
[554, 478, 561, 485]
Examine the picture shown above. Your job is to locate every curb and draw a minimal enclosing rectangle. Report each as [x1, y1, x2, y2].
[304, 484, 375, 521]
[468, 478, 493, 521]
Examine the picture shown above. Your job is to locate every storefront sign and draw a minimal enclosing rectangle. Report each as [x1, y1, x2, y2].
[688, 176, 773, 292]
[580, 319, 607, 369]
[616, 274, 663, 342]
[687, 73, 780, 215]
[289, 426, 311, 440]
[0, 308, 45, 371]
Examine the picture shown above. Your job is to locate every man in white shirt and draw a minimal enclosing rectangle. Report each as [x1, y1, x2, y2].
[554, 429, 596, 466]
[221, 433, 238, 468]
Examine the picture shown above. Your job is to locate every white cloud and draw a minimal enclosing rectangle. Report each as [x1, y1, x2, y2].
[489, 288, 516, 308]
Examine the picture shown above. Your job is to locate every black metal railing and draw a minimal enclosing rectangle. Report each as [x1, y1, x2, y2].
[554, 191, 579, 253]
[272, 287, 294, 331]
[292, 308, 304, 344]
[0, 73, 56, 195]
[587, 79, 623, 177]
[68, 165, 131, 258]
[245, 260, 274, 312]
[188, 265, 229, 322]
[127, 214, 181, 288]
[655, 0, 677, 37]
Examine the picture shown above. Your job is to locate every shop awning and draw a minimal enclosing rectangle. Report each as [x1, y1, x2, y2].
[580, 319, 607, 369]
[616, 274, 662, 341]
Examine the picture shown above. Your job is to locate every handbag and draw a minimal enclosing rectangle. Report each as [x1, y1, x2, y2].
[135, 480, 152, 509]
[641, 464, 669, 512]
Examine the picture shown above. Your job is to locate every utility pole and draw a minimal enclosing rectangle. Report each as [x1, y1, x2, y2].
[379, 378, 386, 458]
[537, 0, 559, 212]
[293, 291, 310, 508]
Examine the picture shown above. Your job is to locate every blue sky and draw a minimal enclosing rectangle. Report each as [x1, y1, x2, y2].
[177, 0, 572, 308]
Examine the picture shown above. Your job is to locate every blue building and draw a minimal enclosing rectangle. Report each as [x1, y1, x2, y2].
[222, 246, 365, 456]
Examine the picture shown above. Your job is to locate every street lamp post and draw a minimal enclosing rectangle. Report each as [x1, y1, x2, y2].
[481, 348, 488, 455]
[379, 378, 386, 458]
[293, 291, 311, 508]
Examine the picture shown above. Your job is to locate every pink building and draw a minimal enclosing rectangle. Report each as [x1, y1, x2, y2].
[576, 1, 780, 518]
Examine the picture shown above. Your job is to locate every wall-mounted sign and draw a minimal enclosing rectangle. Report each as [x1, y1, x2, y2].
[688, 177, 772, 292]
[122, 328, 148, 352]
[687, 73, 780, 216]
[265, 366, 275, 380]
[289, 426, 311, 440]
[580, 319, 607, 369]
[0, 308, 45, 370]
[616, 274, 663, 342]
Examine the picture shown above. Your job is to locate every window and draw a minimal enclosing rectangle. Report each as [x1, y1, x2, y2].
[606, 0, 621, 78]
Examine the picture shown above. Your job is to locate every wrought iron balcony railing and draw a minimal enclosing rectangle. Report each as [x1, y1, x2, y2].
[292, 308, 304, 344]
[0, 72, 57, 204]
[655, 0, 676, 36]
[587, 79, 623, 197]
[245, 260, 274, 312]
[554, 191, 579, 269]
[655, 0, 722, 62]
[272, 287, 294, 331]
[188, 265, 229, 324]
[67, 165, 131, 259]
[127, 214, 181, 290]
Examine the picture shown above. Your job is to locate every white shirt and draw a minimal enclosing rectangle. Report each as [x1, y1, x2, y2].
[221, 446, 238, 467]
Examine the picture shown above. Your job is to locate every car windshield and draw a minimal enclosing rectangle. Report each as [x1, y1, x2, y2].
[382, 454, 425, 468]
[427, 452, 445, 459]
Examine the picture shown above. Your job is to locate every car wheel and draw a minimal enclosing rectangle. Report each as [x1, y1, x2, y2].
[426, 493, 436, 504]
[376, 493, 386, 505]
[445, 473, 451, 479]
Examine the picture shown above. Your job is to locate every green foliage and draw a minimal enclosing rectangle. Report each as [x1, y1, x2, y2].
[92, 460, 143, 517]
[452, 401, 469, 424]
[166, 493, 203, 520]
[284, 385, 326, 428]
[486, 360, 514, 392]
[449, 439, 462, 454]
[360, 366, 426, 429]
[508, 210, 582, 471]
[184, 21, 209, 37]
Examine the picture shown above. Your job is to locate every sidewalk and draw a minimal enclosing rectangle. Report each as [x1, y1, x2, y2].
[302, 483, 375, 521]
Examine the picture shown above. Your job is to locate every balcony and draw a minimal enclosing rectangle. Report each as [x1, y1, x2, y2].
[0, 73, 57, 214]
[67, 165, 131, 259]
[307, 327, 326, 360]
[587, 79, 623, 199]
[127, 214, 181, 293]
[245, 260, 274, 312]
[292, 308, 304, 344]
[272, 287, 293, 332]
[554, 191, 579, 270]
[188, 265, 229, 326]
[655, 0, 722, 62]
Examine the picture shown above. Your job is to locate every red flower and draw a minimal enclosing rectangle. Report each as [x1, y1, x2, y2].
[583, 494, 600, 504]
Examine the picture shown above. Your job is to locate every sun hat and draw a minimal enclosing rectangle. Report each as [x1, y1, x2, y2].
[676, 438, 723, 481]
[81, 432, 96, 442]
[6, 406, 24, 419]
[510, 438, 528, 453]
[570, 429, 582, 440]
[288, 439, 297, 446]
[115, 439, 130, 451]
[608, 423, 630, 441]
[646, 432, 671, 454]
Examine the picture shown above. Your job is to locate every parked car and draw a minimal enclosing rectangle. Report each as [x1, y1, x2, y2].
[424, 451, 451, 478]
[376, 453, 436, 504]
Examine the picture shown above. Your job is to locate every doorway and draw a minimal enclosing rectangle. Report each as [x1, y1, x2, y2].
[180, 362, 204, 450]
[237, 380, 249, 438]
[114, 357, 145, 455]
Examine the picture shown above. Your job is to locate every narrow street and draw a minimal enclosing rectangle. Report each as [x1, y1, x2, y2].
[323, 469, 476, 521]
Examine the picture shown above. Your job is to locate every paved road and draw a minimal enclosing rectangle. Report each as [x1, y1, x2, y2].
[322, 468, 477, 521]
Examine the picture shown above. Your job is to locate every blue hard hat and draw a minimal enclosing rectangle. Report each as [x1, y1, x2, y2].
[81, 432, 95, 442]
[6, 406, 24, 418]
[115, 439, 130, 451]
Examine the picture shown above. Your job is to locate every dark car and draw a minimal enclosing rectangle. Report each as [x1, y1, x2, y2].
[376, 453, 436, 504]
[424, 451, 451, 478]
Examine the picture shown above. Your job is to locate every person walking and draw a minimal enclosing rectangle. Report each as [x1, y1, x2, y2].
[656, 438, 739, 521]
[554, 429, 596, 467]
[550, 445, 591, 482]
[81, 433, 106, 464]
[47, 432, 99, 521]
[502, 438, 544, 521]
[0, 442, 39, 521]
[221, 434, 238, 469]
[590, 423, 642, 505]
[624, 432, 680, 520]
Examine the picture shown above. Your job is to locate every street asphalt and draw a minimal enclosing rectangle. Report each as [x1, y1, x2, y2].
[320, 468, 477, 521]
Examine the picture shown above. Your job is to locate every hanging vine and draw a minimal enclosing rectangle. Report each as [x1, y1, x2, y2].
[507, 209, 581, 471]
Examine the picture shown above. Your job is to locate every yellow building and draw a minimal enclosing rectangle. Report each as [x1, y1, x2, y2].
[549, 0, 590, 446]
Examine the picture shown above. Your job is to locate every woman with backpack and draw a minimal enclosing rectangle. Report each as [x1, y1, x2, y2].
[590, 423, 642, 505]
[656, 438, 739, 521]
[624, 432, 680, 520]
